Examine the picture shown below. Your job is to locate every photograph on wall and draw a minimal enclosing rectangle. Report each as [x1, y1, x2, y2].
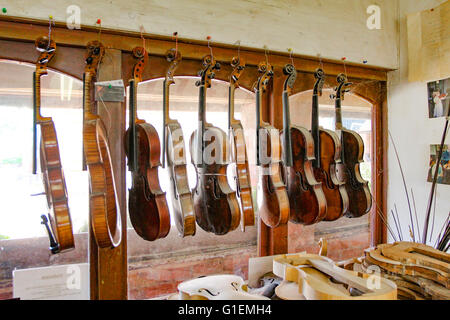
[427, 78, 450, 118]
[427, 144, 450, 185]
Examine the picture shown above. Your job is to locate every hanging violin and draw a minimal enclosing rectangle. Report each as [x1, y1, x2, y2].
[162, 48, 195, 237]
[124, 46, 170, 241]
[189, 55, 240, 235]
[228, 56, 255, 231]
[332, 73, 372, 218]
[311, 69, 349, 221]
[83, 41, 122, 248]
[281, 64, 327, 225]
[255, 61, 289, 228]
[33, 36, 74, 253]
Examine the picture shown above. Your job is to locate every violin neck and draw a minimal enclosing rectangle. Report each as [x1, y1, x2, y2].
[311, 92, 321, 167]
[162, 79, 172, 168]
[228, 85, 236, 129]
[83, 72, 96, 121]
[282, 90, 293, 167]
[197, 84, 207, 167]
[255, 88, 262, 166]
[128, 79, 138, 172]
[32, 71, 41, 174]
[335, 97, 343, 130]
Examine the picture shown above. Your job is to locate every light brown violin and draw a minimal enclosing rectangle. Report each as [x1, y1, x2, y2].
[228, 56, 255, 231]
[33, 36, 74, 253]
[189, 55, 240, 235]
[162, 48, 196, 237]
[255, 61, 289, 228]
[83, 41, 122, 248]
[124, 46, 170, 241]
[332, 73, 372, 218]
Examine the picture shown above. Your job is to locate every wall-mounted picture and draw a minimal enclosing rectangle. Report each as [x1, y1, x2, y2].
[427, 78, 450, 118]
[427, 144, 450, 185]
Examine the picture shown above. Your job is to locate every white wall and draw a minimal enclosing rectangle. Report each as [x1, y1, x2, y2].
[2, 0, 399, 69]
[387, 0, 449, 246]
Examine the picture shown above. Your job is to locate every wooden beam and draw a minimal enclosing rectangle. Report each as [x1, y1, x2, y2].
[89, 48, 127, 300]
[0, 16, 389, 82]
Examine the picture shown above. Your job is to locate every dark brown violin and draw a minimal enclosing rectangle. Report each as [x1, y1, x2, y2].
[189, 55, 240, 235]
[281, 64, 327, 225]
[33, 36, 74, 253]
[332, 73, 372, 218]
[311, 69, 349, 221]
[124, 46, 170, 241]
[228, 56, 255, 231]
[83, 41, 122, 248]
[255, 61, 289, 228]
[162, 48, 196, 237]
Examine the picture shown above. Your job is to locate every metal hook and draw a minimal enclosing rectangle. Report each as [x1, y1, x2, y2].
[140, 25, 146, 50]
[264, 45, 269, 65]
[207, 36, 213, 60]
[288, 48, 295, 67]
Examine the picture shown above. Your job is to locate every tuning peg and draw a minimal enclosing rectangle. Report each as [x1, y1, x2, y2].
[330, 94, 336, 99]
[344, 89, 351, 93]
[209, 72, 216, 79]
[345, 82, 353, 86]
[215, 62, 221, 70]
[86, 57, 93, 64]
[195, 80, 201, 86]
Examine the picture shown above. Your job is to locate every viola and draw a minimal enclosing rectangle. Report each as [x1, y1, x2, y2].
[162, 48, 195, 237]
[228, 56, 255, 231]
[273, 253, 397, 300]
[124, 46, 170, 241]
[189, 55, 240, 235]
[83, 41, 122, 248]
[332, 73, 372, 218]
[281, 64, 327, 225]
[33, 36, 74, 253]
[311, 69, 349, 221]
[178, 275, 270, 300]
[255, 61, 289, 228]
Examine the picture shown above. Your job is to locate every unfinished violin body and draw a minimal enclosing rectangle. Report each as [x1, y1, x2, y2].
[33, 36, 74, 253]
[163, 49, 196, 237]
[273, 253, 397, 300]
[332, 73, 372, 218]
[255, 61, 290, 228]
[190, 55, 240, 235]
[228, 57, 255, 231]
[281, 64, 327, 225]
[83, 41, 122, 248]
[124, 46, 170, 241]
[178, 275, 270, 300]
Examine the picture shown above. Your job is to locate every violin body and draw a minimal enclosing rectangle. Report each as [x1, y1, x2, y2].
[230, 123, 255, 230]
[281, 64, 326, 225]
[124, 46, 170, 241]
[339, 128, 372, 218]
[33, 37, 74, 253]
[178, 274, 270, 300]
[125, 122, 170, 241]
[312, 129, 349, 221]
[190, 126, 240, 235]
[83, 41, 122, 248]
[163, 49, 195, 237]
[166, 122, 196, 236]
[258, 126, 290, 228]
[39, 120, 74, 251]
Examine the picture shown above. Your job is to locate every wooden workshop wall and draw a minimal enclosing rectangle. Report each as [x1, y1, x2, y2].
[3, 0, 399, 69]
[387, 0, 449, 245]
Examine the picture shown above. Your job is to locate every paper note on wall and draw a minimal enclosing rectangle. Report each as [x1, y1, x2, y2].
[13, 263, 89, 300]
[407, 1, 450, 82]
